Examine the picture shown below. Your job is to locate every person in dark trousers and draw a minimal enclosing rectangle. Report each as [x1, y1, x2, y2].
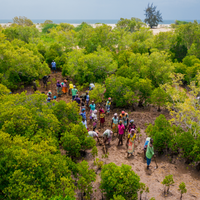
[42, 75, 50, 87]
[32, 79, 37, 91]
[74, 95, 81, 105]
[51, 60, 56, 73]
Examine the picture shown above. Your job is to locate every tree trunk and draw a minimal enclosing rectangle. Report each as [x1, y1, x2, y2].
[157, 105, 161, 112]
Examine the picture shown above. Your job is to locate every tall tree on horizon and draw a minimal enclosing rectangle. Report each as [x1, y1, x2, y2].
[144, 3, 163, 28]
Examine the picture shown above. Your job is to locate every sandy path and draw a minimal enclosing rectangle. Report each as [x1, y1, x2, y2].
[16, 72, 200, 200]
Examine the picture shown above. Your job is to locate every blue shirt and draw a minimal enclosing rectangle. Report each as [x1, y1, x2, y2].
[51, 62, 56, 68]
[80, 112, 86, 120]
[86, 95, 89, 101]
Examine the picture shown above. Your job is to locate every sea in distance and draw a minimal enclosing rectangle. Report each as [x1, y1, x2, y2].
[0, 19, 200, 24]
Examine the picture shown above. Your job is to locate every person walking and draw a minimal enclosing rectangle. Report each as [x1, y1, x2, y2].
[118, 120, 125, 146]
[71, 85, 78, 101]
[69, 81, 73, 95]
[32, 79, 37, 91]
[62, 80, 68, 94]
[82, 117, 88, 130]
[111, 113, 119, 138]
[144, 137, 151, 159]
[119, 111, 129, 134]
[56, 81, 62, 97]
[126, 129, 137, 158]
[86, 92, 90, 107]
[99, 105, 105, 128]
[80, 108, 86, 120]
[128, 120, 137, 133]
[42, 75, 50, 88]
[89, 101, 96, 123]
[106, 97, 111, 115]
[51, 60, 56, 73]
[146, 139, 155, 170]
[75, 95, 81, 106]
[103, 129, 113, 145]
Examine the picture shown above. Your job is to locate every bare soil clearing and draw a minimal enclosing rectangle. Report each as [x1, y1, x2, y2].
[16, 72, 200, 200]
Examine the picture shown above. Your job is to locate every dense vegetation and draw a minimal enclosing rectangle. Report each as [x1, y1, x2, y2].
[0, 17, 200, 199]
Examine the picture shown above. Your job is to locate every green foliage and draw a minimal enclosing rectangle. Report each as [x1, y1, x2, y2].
[13, 16, 33, 26]
[105, 75, 137, 107]
[161, 175, 175, 194]
[49, 196, 75, 200]
[52, 101, 81, 132]
[0, 84, 11, 96]
[0, 40, 50, 90]
[77, 160, 96, 199]
[61, 123, 96, 158]
[61, 133, 81, 158]
[116, 17, 144, 33]
[74, 22, 92, 32]
[151, 87, 170, 111]
[175, 20, 189, 25]
[91, 146, 98, 158]
[145, 115, 174, 152]
[112, 195, 126, 200]
[144, 3, 163, 28]
[178, 182, 187, 199]
[89, 83, 105, 103]
[94, 158, 104, 169]
[0, 131, 75, 200]
[100, 162, 140, 200]
[3, 25, 39, 43]
[62, 47, 117, 85]
[42, 23, 58, 33]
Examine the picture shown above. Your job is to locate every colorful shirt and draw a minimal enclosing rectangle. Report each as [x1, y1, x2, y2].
[89, 104, 96, 111]
[120, 113, 129, 126]
[99, 109, 105, 118]
[118, 124, 125, 135]
[72, 88, 78, 96]
[146, 143, 154, 159]
[112, 117, 118, 124]
[106, 101, 111, 107]
[128, 124, 136, 132]
[128, 133, 136, 142]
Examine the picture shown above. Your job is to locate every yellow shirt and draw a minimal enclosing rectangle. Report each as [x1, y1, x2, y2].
[128, 133, 136, 142]
[69, 84, 73, 89]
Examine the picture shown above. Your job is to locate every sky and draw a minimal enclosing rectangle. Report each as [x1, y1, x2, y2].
[0, 0, 199, 20]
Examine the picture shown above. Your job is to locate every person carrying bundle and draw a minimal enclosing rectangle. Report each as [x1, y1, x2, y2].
[62, 80, 68, 94]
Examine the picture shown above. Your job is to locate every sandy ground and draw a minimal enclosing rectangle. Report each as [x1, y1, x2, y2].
[0, 22, 172, 35]
[15, 72, 200, 200]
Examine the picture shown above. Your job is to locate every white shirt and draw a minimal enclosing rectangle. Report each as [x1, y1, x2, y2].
[88, 131, 98, 137]
[82, 120, 87, 129]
